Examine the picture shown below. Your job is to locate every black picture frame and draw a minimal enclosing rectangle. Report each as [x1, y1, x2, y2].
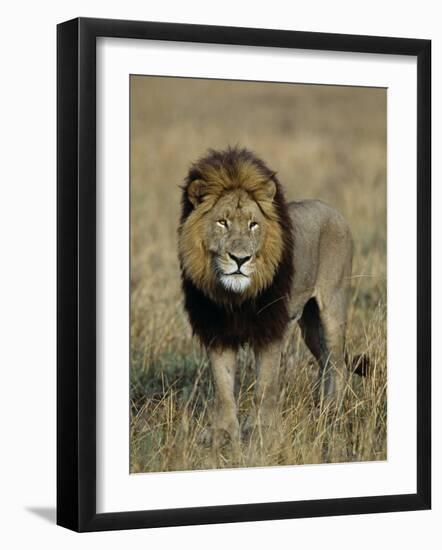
[57, 17, 431, 532]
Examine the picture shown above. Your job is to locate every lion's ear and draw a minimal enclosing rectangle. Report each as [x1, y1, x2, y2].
[187, 178, 206, 208]
[262, 178, 277, 202]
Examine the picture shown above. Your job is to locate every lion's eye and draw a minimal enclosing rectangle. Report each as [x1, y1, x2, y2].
[249, 221, 259, 230]
[217, 219, 228, 228]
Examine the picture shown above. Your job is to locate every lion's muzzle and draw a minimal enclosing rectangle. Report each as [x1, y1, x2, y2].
[215, 253, 254, 293]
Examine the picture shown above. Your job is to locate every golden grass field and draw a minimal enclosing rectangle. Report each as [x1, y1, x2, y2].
[130, 76, 387, 473]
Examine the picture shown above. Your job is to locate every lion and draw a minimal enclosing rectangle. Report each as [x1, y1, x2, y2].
[178, 146, 354, 447]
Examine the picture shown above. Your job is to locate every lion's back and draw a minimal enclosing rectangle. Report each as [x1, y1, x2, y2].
[287, 200, 353, 311]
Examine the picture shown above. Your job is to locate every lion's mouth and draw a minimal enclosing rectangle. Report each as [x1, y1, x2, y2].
[219, 270, 252, 293]
[225, 269, 249, 277]
[214, 255, 254, 292]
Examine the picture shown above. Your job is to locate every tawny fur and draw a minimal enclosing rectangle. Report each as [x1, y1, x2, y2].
[178, 147, 354, 445]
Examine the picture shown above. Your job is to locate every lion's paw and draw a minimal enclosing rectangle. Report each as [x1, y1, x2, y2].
[213, 415, 240, 449]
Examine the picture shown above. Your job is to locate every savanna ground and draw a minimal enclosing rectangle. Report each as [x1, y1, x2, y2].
[130, 76, 387, 473]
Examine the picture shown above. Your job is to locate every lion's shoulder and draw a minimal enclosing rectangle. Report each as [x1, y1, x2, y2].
[288, 199, 351, 238]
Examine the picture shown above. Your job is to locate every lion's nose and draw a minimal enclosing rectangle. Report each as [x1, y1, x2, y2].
[228, 253, 251, 268]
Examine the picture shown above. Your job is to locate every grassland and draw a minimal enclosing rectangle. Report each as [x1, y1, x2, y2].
[130, 76, 387, 473]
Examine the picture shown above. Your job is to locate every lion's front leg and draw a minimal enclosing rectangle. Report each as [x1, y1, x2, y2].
[246, 341, 282, 434]
[208, 347, 240, 449]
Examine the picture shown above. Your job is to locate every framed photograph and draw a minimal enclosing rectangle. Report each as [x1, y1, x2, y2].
[57, 17, 431, 532]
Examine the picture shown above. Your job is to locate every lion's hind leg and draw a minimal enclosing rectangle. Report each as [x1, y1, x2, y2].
[298, 298, 327, 364]
[316, 289, 349, 405]
[298, 295, 347, 405]
[298, 298, 329, 400]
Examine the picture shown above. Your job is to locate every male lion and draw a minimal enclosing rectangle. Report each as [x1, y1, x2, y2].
[178, 147, 353, 447]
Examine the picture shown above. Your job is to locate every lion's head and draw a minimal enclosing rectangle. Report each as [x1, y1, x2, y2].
[178, 147, 294, 349]
[179, 147, 287, 304]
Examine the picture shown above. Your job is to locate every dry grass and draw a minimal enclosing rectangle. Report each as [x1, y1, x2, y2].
[130, 76, 387, 473]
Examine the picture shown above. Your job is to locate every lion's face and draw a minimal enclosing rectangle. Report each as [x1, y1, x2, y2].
[203, 190, 266, 293]
[179, 164, 285, 303]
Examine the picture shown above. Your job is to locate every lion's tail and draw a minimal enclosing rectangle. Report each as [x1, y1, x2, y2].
[345, 352, 370, 377]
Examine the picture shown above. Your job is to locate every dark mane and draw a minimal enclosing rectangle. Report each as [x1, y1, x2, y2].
[179, 146, 294, 351]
